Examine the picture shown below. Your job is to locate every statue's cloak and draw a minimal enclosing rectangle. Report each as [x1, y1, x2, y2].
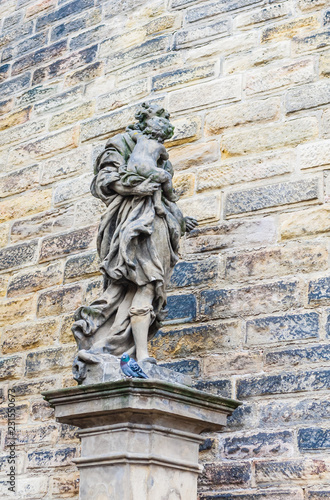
[72, 131, 183, 357]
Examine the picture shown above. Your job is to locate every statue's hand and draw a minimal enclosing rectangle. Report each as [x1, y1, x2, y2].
[132, 178, 160, 197]
[185, 216, 198, 233]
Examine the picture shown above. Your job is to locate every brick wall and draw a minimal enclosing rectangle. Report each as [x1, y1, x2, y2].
[0, 0, 330, 498]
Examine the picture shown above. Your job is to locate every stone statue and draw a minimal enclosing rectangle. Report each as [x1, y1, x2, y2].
[71, 102, 198, 384]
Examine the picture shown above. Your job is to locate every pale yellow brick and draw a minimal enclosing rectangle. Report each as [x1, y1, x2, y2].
[177, 194, 220, 223]
[40, 146, 92, 185]
[298, 139, 330, 170]
[0, 106, 31, 132]
[298, 0, 327, 11]
[173, 172, 195, 198]
[197, 152, 293, 191]
[320, 52, 330, 78]
[221, 117, 318, 157]
[234, 3, 291, 30]
[261, 16, 319, 43]
[0, 296, 35, 327]
[280, 205, 330, 239]
[186, 32, 258, 63]
[205, 97, 280, 134]
[8, 127, 79, 167]
[49, 102, 95, 131]
[97, 79, 148, 113]
[224, 42, 290, 74]
[1, 318, 60, 354]
[0, 274, 9, 297]
[0, 189, 52, 223]
[203, 352, 263, 376]
[0, 222, 9, 247]
[322, 109, 330, 138]
[169, 141, 218, 171]
[166, 115, 202, 147]
[245, 58, 314, 96]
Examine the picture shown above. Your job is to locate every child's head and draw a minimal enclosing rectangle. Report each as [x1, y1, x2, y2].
[144, 116, 174, 142]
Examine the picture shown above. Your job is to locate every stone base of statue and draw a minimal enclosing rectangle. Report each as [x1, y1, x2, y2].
[44, 379, 240, 500]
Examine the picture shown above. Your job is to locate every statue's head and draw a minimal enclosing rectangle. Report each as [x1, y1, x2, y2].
[144, 116, 174, 142]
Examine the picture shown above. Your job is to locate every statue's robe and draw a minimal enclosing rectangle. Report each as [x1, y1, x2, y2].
[72, 130, 184, 357]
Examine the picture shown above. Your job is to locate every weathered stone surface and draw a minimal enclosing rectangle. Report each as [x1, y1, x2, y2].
[64, 61, 103, 88]
[0, 356, 24, 380]
[185, 217, 276, 254]
[186, 0, 262, 23]
[152, 62, 216, 91]
[261, 16, 319, 42]
[170, 141, 216, 173]
[39, 225, 97, 262]
[286, 81, 330, 113]
[11, 206, 74, 243]
[205, 97, 280, 134]
[36, 0, 94, 31]
[25, 346, 75, 376]
[173, 172, 195, 198]
[1, 319, 59, 354]
[37, 284, 83, 317]
[97, 79, 148, 113]
[221, 117, 318, 157]
[167, 115, 202, 146]
[170, 258, 218, 288]
[51, 473, 80, 497]
[259, 398, 330, 427]
[64, 251, 100, 282]
[200, 280, 301, 320]
[174, 21, 229, 48]
[280, 205, 330, 239]
[0, 165, 39, 198]
[150, 321, 241, 360]
[74, 197, 106, 228]
[49, 101, 94, 131]
[0, 296, 34, 327]
[0, 189, 52, 224]
[199, 462, 251, 488]
[27, 447, 78, 468]
[168, 76, 241, 113]
[54, 173, 93, 205]
[265, 344, 330, 367]
[255, 459, 330, 484]
[293, 29, 330, 54]
[221, 430, 294, 460]
[40, 146, 91, 185]
[224, 41, 290, 74]
[225, 244, 327, 281]
[0, 106, 31, 132]
[0, 240, 38, 271]
[165, 294, 197, 324]
[235, 2, 291, 29]
[225, 178, 320, 216]
[34, 86, 84, 115]
[12, 40, 67, 76]
[0, 119, 47, 151]
[178, 194, 220, 222]
[7, 262, 63, 297]
[308, 276, 330, 305]
[204, 351, 263, 377]
[200, 489, 303, 500]
[246, 312, 319, 345]
[197, 152, 292, 191]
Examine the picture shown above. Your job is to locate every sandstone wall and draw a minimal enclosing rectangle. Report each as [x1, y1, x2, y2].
[0, 0, 330, 498]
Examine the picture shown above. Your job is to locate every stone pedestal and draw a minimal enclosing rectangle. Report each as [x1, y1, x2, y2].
[44, 380, 241, 500]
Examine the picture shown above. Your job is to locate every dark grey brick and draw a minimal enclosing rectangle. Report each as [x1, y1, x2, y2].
[36, 0, 94, 31]
[2, 32, 48, 62]
[259, 399, 330, 427]
[225, 178, 319, 216]
[298, 428, 330, 451]
[194, 379, 232, 398]
[70, 25, 105, 50]
[0, 73, 31, 98]
[170, 257, 218, 288]
[223, 431, 293, 459]
[237, 369, 330, 399]
[200, 491, 303, 500]
[246, 312, 319, 345]
[227, 404, 255, 430]
[308, 489, 330, 499]
[166, 294, 197, 323]
[160, 359, 200, 377]
[51, 17, 87, 42]
[199, 462, 251, 487]
[0, 21, 33, 50]
[265, 344, 330, 367]
[0, 240, 38, 271]
[64, 251, 100, 282]
[12, 40, 67, 76]
[309, 276, 330, 304]
[186, 0, 263, 23]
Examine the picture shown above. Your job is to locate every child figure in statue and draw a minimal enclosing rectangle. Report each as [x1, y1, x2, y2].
[120, 115, 179, 216]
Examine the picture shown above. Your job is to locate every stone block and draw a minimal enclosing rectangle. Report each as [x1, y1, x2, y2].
[173, 172, 195, 198]
[293, 30, 330, 54]
[152, 62, 216, 91]
[225, 244, 327, 281]
[261, 16, 319, 42]
[0, 296, 34, 327]
[118, 53, 183, 82]
[225, 178, 320, 216]
[221, 117, 318, 157]
[199, 462, 251, 488]
[1, 318, 59, 354]
[51, 473, 80, 497]
[7, 262, 63, 297]
[40, 146, 91, 185]
[34, 86, 83, 115]
[167, 116, 202, 147]
[194, 379, 232, 398]
[221, 430, 294, 460]
[235, 2, 291, 29]
[74, 197, 106, 228]
[54, 173, 93, 205]
[37, 284, 83, 317]
[26, 0, 56, 18]
[25, 346, 75, 376]
[31, 401, 55, 422]
[280, 205, 330, 239]
[18, 84, 58, 107]
[36, 0, 94, 30]
[49, 101, 94, 130]
[149, 321, 241, 360]
[298, 139, 330, 169]
[0, 98, 14, 115]
[184, 218, 276, 254]
[40, 225, 97, 262]
[286, 81, 330, 113]
[0, 22, 33, 51]
[224, 41, 290, 74]
[12, 40, 67, 76]
[64, 61, 103, 88]
[97, 79, 148, 113]
[33, 45, 97, 85]
[81, 103, 139, 142]
[0, 356, 23, 380]
[0, 119, 47, 151]
[5, 424, 57, 447]
[198, 152, 292, 192]
[9, 476, 48, 498]
[168, 75, 241, 113]
[201, 489, 303, 500]
[165, 294, 197, 323]
[0, 73, 31, 98]
[0, 164, 39, 198]
[259, 399, 330, 427]
[11, 206, 74, 243]
[170, 258, 218, 288]
[69, 23, 106, 51]
[298, 0, 327, 11]
[246, 312, 319, 345]
[3, 32, 49, 62]
[178, 194, 220, 222]
[84, 277, 103, 303]
[0, 106, 31, 133]
[227, 404, 255, 430]
[200, 280, 301, 320]
[105, 35, 170, 72]
[8, 127, 79, 167]
[170, 140, 218, 171]
[0, 240, 38, 271]
[0, 189, 52, 223]
[186, 0, 262, 23]
[255, 459, 330, 484]
[203, 351, 263, 376]
[205, 97, 280, 134]
[160, 359, 200, 377]
[308, 276, 330, 305]
[51, 8, 101, 42]
[307, 489, 330, 499]
[64, 250, 100, 282]
[265, 344, 330, 368]
[320, 52, 330, 77]
[27, 447, 78, 468]
[174, 20, 229, 48]
[236, 369, 330, 398]
[246, 58, 314, 95]
[59, 313, 75, 343]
